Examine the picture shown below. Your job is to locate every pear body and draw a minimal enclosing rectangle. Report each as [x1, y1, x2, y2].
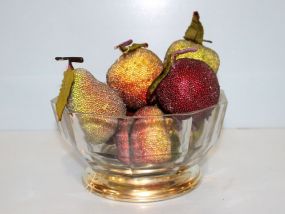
[107, 48, 163, 110]
[115, 119, 131, 164]
[130, 106, 171, 164]
[165, 40, 220, 73]
[68, 68, 126, 144]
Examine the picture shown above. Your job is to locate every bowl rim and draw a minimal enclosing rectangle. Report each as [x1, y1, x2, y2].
[51, 90, 227, 119]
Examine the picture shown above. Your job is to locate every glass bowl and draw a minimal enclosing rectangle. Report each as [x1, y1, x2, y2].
[51, 90, 227, 202]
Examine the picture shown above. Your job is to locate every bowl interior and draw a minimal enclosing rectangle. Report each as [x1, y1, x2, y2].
[51, 90, 227, 174]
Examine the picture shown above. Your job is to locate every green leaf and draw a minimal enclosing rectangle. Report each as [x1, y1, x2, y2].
[184, 11, 204, 44]
[147, 54, 172, 104]
[55, 68, 74, 121]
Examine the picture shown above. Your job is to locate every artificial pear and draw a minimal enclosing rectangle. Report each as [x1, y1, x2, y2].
[69, 69, 126, 144]
[114, 119, 131, 164]
[107, 40, 163, 110]
[56, 57, 126, 144]
[165, 11, 220, 73]
[130, 106, 172, 164]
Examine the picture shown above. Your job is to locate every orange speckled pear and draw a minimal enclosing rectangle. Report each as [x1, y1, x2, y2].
[165, 11, 220, 73]
[130, 106, 172, 164]
[107, 40, 163, 110]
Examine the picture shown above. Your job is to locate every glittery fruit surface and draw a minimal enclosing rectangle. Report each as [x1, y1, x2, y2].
[67, 68, 126, 144]
[107, 48, 163, 110]
[115, 119, 131, 164]
[130, 106, 172, 164]
[165, 40, 220, 73]
[155, 58, 220, 114]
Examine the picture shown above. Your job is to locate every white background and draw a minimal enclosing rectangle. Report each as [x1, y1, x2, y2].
[0, 0, 284, 130]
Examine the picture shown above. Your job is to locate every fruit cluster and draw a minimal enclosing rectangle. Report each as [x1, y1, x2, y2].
[55, 12, 220, 165]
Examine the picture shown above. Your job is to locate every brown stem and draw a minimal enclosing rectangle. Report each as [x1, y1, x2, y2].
[115, 40, 148, 54]
[172, 47, 197, 63]
[115, 39, 133, 51]
[55, 57, 84, 69]
[123, 43, 148, 54]
[203, 39, 213, 43]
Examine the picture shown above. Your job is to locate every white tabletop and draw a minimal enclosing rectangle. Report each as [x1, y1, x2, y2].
[0, 129, 284, 214]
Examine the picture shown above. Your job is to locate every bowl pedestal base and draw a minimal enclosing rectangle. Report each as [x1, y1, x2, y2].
[82, 165, 200, 202]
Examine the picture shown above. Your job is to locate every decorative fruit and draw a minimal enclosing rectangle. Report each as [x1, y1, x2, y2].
[55, 57, 126, 144]
[115, 119, 131, 164]
[107, 40, 163, 110]
[130, 106, 172, 164]
[148, 49, 220, 114]
[54, 57, 84, 121]
[165, 11, 220, 73]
